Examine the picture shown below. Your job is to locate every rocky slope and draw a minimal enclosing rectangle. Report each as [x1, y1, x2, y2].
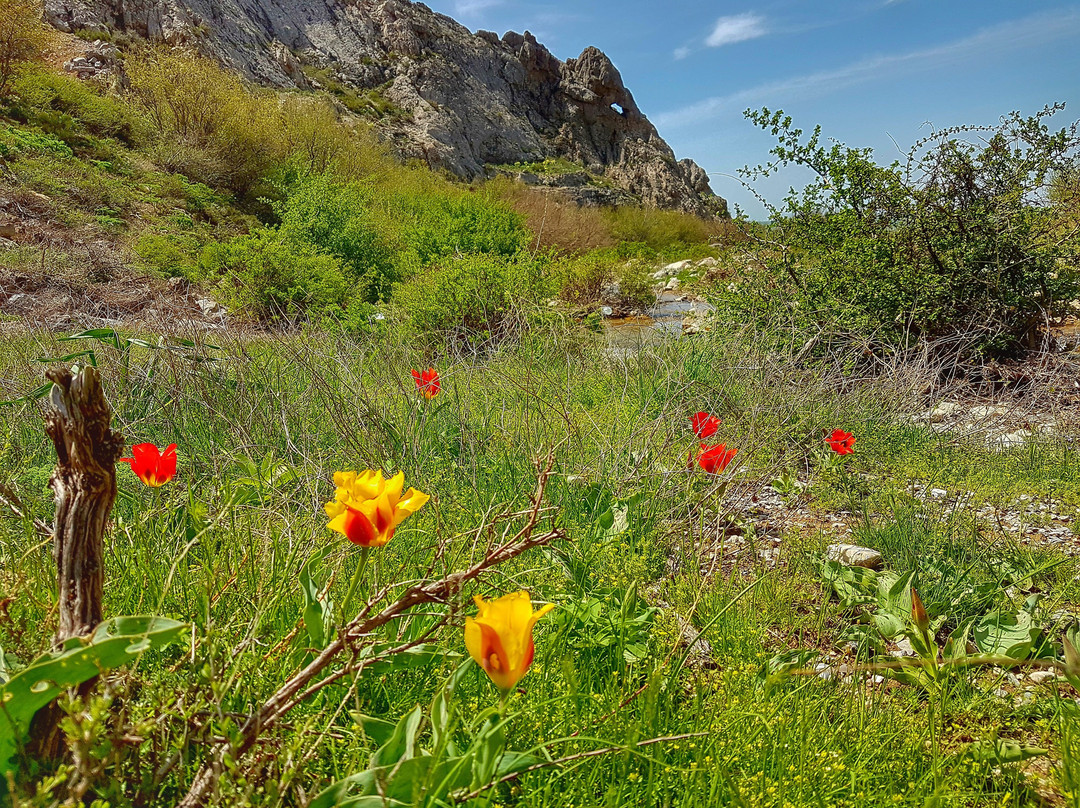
[44, 0, 726, 216]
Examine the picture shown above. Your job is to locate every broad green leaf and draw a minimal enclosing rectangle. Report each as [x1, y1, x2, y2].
[973, 610, 1041, 659]
[967, 738, 1048, 763]
[369, 705, 423, 768]
[0, 616, 186, 776]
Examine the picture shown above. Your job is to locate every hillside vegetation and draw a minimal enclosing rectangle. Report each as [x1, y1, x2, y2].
[2, 9, 1080, 808]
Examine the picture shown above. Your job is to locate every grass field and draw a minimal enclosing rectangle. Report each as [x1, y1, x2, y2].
[2, 321, 1079, 807]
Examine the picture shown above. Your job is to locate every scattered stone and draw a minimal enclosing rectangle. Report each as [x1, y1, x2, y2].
[988, 430, 1030, 450]
[167, 276, 186, 290]
[664, 277, 680, 292]
[1029, 670, 1058, 685]
[663, 260, 692, 273]
[927, 401, 962, 422]
[696, 256, 718, 268]
[676, 616, 713, 668]
[895, 637, 917, 657]
[968, 404, 1008, 420]
[600, 305, 614, 317]
[825, 544, 883, 568]
[196, 298, 226, 317]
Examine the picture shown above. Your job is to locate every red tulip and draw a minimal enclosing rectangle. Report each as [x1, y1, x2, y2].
[697, 443, 737, 475]
[825, 429, 856, 455]
[411, 368, 441, 399]
[119, 443, 177, 487]
[690, 411, 721, 439]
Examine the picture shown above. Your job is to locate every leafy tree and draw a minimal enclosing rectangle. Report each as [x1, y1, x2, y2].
[732, 104, 1080, 355]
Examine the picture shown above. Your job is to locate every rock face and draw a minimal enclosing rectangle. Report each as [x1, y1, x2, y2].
[45, 0, 726, 216]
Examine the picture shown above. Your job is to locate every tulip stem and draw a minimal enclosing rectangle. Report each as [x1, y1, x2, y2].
[339, 546, 371, 625]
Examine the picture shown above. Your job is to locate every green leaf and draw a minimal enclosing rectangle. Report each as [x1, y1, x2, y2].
[298, 554, 329, 649]
[967, 739, 1048, 764]
[973, 610, 1041, 659]
[369, 705, 423, 768]
[0, 382, 52, 407]
[352, 714, 397, 747]
[59, 328, 122, 350]
[757, 649, 819, 695]
[34, 350, 98, 366]
[0, 616, 186, 775]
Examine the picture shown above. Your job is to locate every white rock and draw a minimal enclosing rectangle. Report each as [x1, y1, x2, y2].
[665, 277, 680, 291]
[988, 430, 1029, 450]
[1029, 670, 1057, 684]
[825, 544, 883, 568]
[697, 257, 719, 267]
[600, 305, 614, 317]
[663, 260, 692, 272]
[196, 298, 225, 316]
[927, 401, 962, 423]
[969, 404, 1007, 420]
[895, 637, 917, 657]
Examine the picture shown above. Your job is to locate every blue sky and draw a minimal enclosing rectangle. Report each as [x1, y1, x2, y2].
[422, 0, 1080, 218]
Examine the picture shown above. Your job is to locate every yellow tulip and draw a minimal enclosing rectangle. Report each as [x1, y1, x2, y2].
[464, 591, 554, 694]
[324, 469, 429, 547]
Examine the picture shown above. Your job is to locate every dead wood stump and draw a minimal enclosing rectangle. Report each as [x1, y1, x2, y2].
[27, 365, 123, 759]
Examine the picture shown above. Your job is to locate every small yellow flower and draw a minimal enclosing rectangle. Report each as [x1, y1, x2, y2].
[464, 591, 554, 694]
[324, 470, 429, 547]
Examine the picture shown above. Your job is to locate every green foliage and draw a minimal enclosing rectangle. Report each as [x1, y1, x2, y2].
[730, 104, 1080, 355]
[390, 187, 529, 266]
[0, 123, 71, 157]
[0, 616, 186, 780]
[392, 252, 555, 344]
[0, 0, 52, 96]
[311, 669, 537, 807]
[199, 228, 354, 318]
[12, 71, 138, 143]
[274, 173, 396, 301]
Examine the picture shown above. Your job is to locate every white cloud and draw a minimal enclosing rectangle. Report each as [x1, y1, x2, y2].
[656, 8, 1080, 129]
[454, 0, 502, 17]
[705, 13, 767, 48]
[673, 45, 692, 60]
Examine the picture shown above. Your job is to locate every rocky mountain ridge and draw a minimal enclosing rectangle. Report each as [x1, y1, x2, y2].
[43, 0, 726, 216]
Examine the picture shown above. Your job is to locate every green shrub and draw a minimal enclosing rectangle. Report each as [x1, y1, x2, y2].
[275, 173, 396, 301]
[729, 105, 1080, 355]
[393, 253, 555, 343]
[0, 124, 72, 157]
[13, 71, 137, 142]
[134, 232, 201, 278]
[0, 0, 53, 96]
[199, 229, 354, 319]
[391, 188, 530, 265]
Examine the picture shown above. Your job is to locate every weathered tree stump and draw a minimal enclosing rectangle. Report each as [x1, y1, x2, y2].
[27, 365, 123, 759]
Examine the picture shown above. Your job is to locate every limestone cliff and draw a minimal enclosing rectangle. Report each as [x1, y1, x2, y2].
[45, 0, 727, 216]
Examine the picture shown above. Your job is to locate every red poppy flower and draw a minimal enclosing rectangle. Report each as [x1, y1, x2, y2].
[119, 443, 177, 487]
[690, 411, 721, 439]
[411, 368, 441, 399]
[697, 443, 737, 475]
[825, 429, 856, 456]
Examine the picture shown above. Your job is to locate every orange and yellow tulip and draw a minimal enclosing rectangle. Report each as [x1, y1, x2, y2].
[464, 591, 554, 694]
[324, 470, 429, 548]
